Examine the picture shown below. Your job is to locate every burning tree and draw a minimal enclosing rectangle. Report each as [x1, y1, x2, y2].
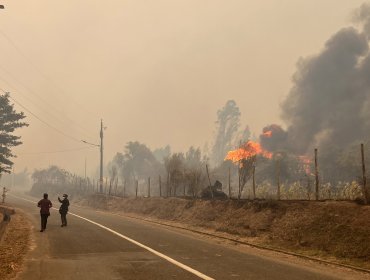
[225, 141, 272, 199]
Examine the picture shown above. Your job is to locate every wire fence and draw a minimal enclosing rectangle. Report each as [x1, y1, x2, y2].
[29, 143, 370, 203]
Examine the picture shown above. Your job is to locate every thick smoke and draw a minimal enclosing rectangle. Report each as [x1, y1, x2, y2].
[281, 4, 370, 154]
[259, 124, 287, 152]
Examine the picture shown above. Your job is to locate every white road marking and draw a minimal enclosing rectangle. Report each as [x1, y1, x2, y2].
[10, 195, 215, 280]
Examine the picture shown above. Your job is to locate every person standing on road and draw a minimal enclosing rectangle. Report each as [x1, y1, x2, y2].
[58, 194, 69, 227]
[37, 193, 52, 232]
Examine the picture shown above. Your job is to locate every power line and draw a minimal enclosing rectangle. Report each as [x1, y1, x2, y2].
[18, 146, 96, 155]
[0, 64, 97, 137]
[0, 87, 83, 144]
[0, 70, 96, 140]
[0, 28, 100, 120]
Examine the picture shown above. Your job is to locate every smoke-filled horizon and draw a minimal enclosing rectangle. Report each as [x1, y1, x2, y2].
[0, 1, 367, 177]
[281, 3, 370, 154]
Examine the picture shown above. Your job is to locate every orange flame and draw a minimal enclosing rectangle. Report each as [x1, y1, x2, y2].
[262, 130, 273, 138]
[225, 141, 272, 163]
[298, 155, 312, 175]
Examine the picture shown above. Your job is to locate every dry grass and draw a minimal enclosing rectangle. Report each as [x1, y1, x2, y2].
[270, 202, 370, 264]
[80, 195, 370, 269]
[0, 208, 31, 280]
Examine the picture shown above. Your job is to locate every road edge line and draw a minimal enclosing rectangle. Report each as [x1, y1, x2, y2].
[10, 195, 215, 280]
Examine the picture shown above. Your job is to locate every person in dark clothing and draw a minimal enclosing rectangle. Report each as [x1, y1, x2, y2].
[58, 194, 69, 227]
[37, 193, 52, 232]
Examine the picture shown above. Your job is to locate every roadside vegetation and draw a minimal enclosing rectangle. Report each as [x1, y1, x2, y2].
[80, 195, 370, 270]
[29, 99, 369, 203]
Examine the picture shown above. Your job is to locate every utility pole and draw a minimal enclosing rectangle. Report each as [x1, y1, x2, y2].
[99, 119, 104, 193]
[81, 122, 104, 193]
[361, 144, 368, 204]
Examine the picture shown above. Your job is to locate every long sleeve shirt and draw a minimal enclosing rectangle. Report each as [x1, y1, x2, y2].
[37, 199, 52, 215]
[58, 197, 70, 213]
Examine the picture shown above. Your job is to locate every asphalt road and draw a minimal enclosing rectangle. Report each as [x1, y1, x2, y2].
[7, 195, 351, 280]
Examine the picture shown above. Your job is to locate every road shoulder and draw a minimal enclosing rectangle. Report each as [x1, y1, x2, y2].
[0, 206, 31, 280]
[75, 204, 370, 280]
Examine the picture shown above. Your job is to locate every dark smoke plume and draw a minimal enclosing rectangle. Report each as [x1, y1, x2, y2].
[281, 3, 370, 154]
[259, 124, 287, 152]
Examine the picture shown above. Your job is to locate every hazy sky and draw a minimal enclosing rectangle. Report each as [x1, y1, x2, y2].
[0, 0, 366, 177]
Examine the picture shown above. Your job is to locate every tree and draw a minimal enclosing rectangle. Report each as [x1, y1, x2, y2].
[1, 168, 31, 189]
[164, 153, 184, 196]
[153, 145, 171, 163]
[211, 100, 240, 166]
[0, 93, 28, 174]
[32, 165, 68, 185]
[122, 141, 161, 180]
[238, 156, 256, 199]
[30, 166, 89, 197]
[233, 125, 251, 149]
[108, 152, 124, 181]
[107, 142, 163, 195]
[184, 147, 205, 197]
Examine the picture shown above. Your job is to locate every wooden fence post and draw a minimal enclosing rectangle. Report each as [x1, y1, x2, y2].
[315, 148, 319, 201]
[182, 171, 186, 197]
[228, 167, 231, 199]
[148, 177, 151, 198]
[276, 159, 281, 200]
[238, 166, 241, 200]
[167, 172, 170, 197]
[135, 180, 138, 198]
[108, 179, 112, 196]
[252, 165, 256, 200]
[193, 176, 197, 198]
[206, 164, 214, 199]
[173, 179, 177, 197]
[123, 179, 126, 198]
[361, 144, 368, 204]
[159, 175, 162, 197]
[114, 178, 118, 196]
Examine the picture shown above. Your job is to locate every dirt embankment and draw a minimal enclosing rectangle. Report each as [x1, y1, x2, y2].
[80, 195, 370, 269]
[0, 207, 14, 243]
[0, 206, 31, 280]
